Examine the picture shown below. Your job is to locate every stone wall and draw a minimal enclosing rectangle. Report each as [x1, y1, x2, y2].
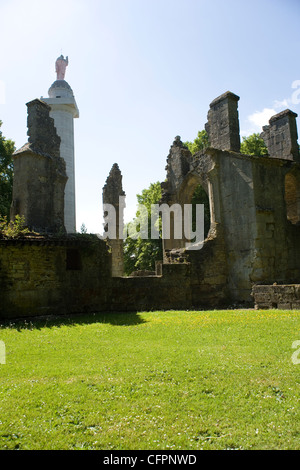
[0, 233, 230, 320]
[261, 109, 299, 162]
[252, 284, 300, 309]
[209, 149, 300, 301]
[160, 146, 300, 303]
[160, 91, 300, 304]
[164, 223, 229, 308]
[0, 236, 112, 319]
[111, 263, 192, 311]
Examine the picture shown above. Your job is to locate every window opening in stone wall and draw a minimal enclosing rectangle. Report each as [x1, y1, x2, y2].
[66, 249, 82, 270]
[285, 173, 300, 225]
[191, 184, 211, 239]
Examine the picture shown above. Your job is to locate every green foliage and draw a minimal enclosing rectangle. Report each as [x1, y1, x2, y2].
[0, 215, 30, 238]
[184, 129, 268, 158]
[124, 182, 163, 275]
[136, 182, 162, 213]
[80, 223, 87, 234]
[184, 130, 209, 154]
[240, 133, 268, 156]
[0, 120, 15, 219]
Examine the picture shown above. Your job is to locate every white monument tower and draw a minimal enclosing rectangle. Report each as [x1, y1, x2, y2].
[42, 55, 79, 233]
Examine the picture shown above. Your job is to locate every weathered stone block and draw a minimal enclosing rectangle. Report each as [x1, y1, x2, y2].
[205, 91, 240, 152]
[261, 109, 299, 162]
[277, 302, 292, 309]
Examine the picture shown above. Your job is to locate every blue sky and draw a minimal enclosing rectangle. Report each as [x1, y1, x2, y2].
[1, 0, 300, 233]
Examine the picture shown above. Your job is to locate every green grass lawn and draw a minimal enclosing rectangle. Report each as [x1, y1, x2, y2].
[0, 309, 299, 450]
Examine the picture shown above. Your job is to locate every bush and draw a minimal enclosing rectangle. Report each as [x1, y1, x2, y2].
[0, 215, 30, 238]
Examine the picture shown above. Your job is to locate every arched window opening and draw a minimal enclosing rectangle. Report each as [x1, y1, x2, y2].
[191, 184, 211, 239]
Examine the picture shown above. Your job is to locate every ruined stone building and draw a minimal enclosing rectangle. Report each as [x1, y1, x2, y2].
[10, 99, 67, 234]
[1, 89, 300, 319]
[160, 92, 300, 307]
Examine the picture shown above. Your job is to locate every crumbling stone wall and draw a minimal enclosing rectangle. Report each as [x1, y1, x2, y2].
[161, 91, 300, 303]
[0, 235, 112, 319]
[10, 99, 67, 233]
[0, 236, 198, 319]
[252, 284, 300, 310]
[102, 163, 125, 277]
[261, 109, 299, 162]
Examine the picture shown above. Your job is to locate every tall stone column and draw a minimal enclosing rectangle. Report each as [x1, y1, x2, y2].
[42, 55, 79, 233]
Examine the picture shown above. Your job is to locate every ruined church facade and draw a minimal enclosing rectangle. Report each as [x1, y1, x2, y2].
[159, 92, 300, 304]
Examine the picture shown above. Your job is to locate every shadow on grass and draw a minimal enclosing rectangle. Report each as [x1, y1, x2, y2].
[0, 311, 148, 330]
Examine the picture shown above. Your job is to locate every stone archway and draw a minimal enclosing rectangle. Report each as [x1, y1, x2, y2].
[191, 183, 211, 239]
[162, 172, 212, 253]
[178, 173, 211, 246]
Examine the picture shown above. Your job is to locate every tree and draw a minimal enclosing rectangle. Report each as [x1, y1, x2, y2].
[191, 184, 211, 239]
[0, 121, 15, 219]
[80, 223, 87, 234]
[240, 133, 268, 156]
[184, 130, 209, 154]
[123, 182, 163, 275]
[185, 128, 268, 157]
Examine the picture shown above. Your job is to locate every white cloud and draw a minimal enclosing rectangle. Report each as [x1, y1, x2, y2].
[274, 98, 289, 109]
[241, 96, 292, 137]
[248, 107, 276, 130]
[241, 108, 276, 136]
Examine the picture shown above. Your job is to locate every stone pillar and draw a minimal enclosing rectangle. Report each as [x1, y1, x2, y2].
[42, 76, 79, 233]
[160, 137, 192, 255]
[164, 136, 191, 192]
[205, 91, 240, 152]
[11, 99, 67, 233]
[102, 163, 125, 277]
[260, 109, 299, 162]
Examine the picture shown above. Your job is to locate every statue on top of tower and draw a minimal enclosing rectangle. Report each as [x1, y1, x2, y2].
[55, 55, 69, 80]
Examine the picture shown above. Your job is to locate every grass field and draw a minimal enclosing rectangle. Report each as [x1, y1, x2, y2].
[0, 309, 299, 450]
